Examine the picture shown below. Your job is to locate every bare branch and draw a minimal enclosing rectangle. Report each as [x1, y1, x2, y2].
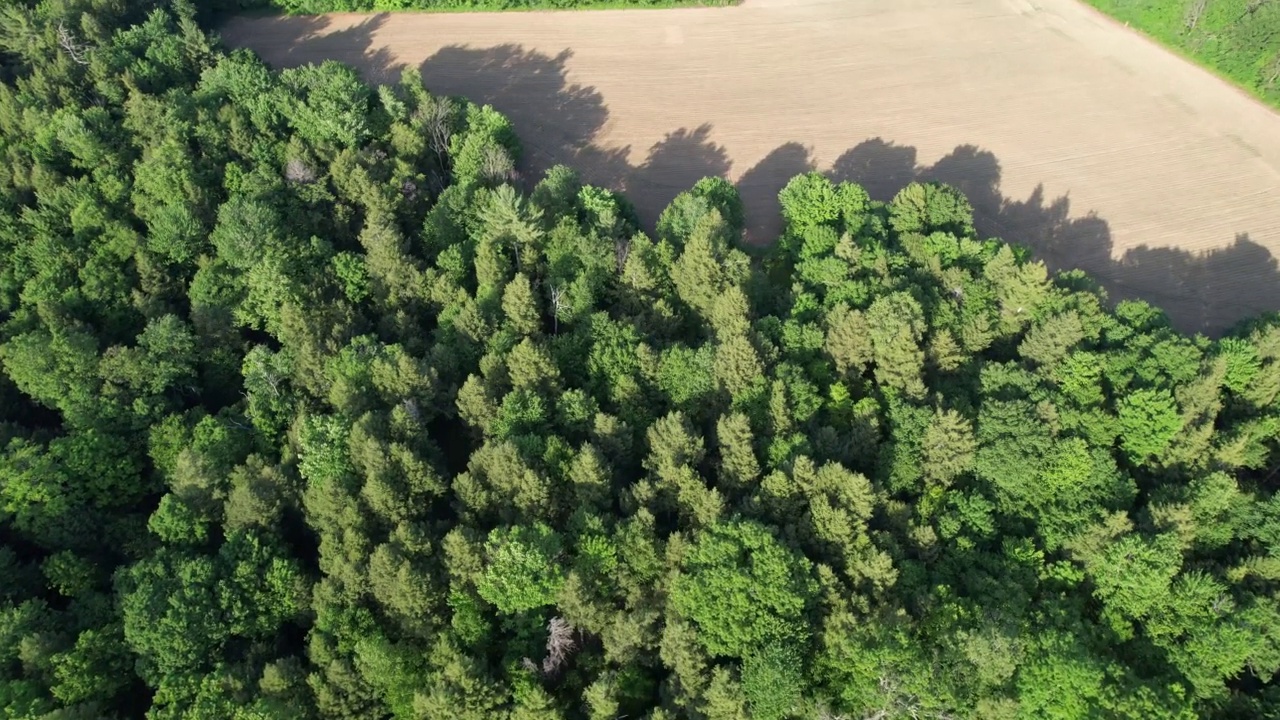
[400, 178, 419, 202]
[540, 616, 577, 676]
[548, 285, 567, 335]
[614, 235, 632, 272]
[1184, 0, 1208, 32]
[479, 145, 515, 185]
[1239, 0, 1273, 20]
[399, 398, 421, 422]
[221, 416, 255, 433]
[519, 617, 578, 681]
[1265, 53, 1280, 87]
[419, 96, 456, 167]
[285, 158, 316, 185]
[57, 21, 89, 65]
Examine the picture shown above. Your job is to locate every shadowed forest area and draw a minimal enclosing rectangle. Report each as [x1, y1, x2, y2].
[223, 17, 1280, 336]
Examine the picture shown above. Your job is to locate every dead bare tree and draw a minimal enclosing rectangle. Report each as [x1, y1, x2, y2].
[614, 235, 632, 273]
[815, 705, 849, 720]
[284, 158, 316, 185]
[1184, 0, 1208, 32]
[56, 21, 89, 65]
[1239, 0, 1273, 20]
[419, 96, 456, 168]
[860, 675, 959, 720]
[399, 398, 421, 423]
[1265, 52, 1280, 88]
[541, 616, 576, 675]
[247, 353, 283, 398]
[221, 415, 256, 433]
[519, 617, 578, 680]
[479, 145, 515, 185]
[400, 179, 419, 203]
[548, 285, 567, 335]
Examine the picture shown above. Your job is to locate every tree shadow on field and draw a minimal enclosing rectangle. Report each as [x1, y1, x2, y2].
[417, 45, 733, 230]
[218, 13, 401, 85]
[223, 27, 1280, 336]
[222, 30, 734, 233]
[736, 142, 817, 241]
[823, 138, 1280, 336]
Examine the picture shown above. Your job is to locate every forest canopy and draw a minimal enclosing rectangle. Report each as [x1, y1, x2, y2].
[2, 1, 1280, 719]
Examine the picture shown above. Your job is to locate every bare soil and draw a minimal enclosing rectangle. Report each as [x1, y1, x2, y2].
[221, 0, 1280, 335]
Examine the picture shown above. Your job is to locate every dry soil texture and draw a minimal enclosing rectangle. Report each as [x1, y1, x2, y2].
[222, 0, 1280, 335]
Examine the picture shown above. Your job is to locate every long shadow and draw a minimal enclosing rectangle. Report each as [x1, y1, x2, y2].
[223, 30, 1279, 336]
[219, 13, 401, 84]
[416, 45, 622, 191]
[418, 45, 734, 231]
[624, 124, 733, 226]
[825, 139, 1280, 336]
[736, 142, 816, 241]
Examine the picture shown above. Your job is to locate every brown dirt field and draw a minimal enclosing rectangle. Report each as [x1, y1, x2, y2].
[220, 0, 1280, 336]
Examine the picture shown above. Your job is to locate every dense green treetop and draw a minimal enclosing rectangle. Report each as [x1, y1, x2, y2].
[1, 2, 1280, 719]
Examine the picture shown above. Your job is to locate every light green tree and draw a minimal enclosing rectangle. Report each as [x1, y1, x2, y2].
[476, 524, 566, 614]
[669, 520, 817, 658]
